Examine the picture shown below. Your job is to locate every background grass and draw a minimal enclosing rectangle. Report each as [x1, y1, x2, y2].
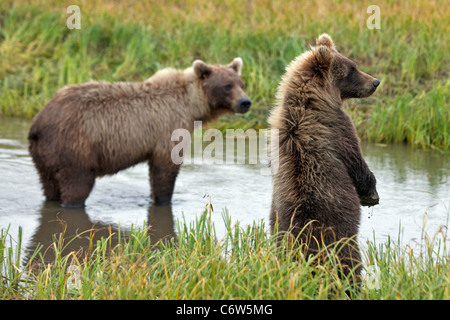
[0, 0, 448, 151]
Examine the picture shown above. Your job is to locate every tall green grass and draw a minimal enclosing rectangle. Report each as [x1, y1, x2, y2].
[0, 0, 448, 151]
[350, 79, 449, 152]
[1, 208, 449, 300]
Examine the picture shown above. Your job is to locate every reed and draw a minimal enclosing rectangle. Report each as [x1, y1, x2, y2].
[1, 206, 449, 300]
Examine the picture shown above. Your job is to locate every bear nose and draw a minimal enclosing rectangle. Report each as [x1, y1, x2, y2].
[373, 79, 381, 88]
[238, 98, 251, 112]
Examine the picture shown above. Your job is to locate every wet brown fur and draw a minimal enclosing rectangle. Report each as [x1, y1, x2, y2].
[29, 58, 250, 208]
[269, 34, 380, 276]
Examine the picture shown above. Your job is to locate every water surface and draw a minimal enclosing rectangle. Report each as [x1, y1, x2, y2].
[0, 118, 448, 261]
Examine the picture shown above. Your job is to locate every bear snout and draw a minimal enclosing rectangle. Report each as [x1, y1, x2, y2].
[237, 97, 251, 113]
[373, 79, 381, 88]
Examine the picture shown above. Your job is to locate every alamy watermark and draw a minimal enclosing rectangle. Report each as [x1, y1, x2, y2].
[171, 121, 279, 175]
[367, 5, 381, 29]
[66, 265, 82, 291]
[66, 5, 81, 29]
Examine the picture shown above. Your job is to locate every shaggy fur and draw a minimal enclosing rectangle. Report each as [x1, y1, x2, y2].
[269, 34, 380, 276]
[29, 58, 251, 208]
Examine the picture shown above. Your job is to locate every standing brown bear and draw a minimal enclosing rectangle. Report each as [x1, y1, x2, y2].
[29, 58, 251, 208]
[269, 34, 379, 276]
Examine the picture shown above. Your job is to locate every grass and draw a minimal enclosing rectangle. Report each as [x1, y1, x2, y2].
[1, 207, 449, 300]
[0, 0, 448, 151]
[350, 79, 449, 153]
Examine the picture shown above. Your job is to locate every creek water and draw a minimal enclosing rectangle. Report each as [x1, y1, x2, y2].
[0, 117, 448, 262]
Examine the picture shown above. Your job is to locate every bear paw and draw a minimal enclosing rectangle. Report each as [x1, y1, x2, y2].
[359, 189, 379, 207]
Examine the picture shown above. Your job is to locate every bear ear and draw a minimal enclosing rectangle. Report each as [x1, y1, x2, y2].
[193, 60, 212, 79]
[309, 45, 333, 83]
[316, 33, 335, 48]
[228, 57, 243, 75]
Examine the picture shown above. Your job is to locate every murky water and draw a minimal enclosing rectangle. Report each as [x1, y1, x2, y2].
[0, 118, 449, 261]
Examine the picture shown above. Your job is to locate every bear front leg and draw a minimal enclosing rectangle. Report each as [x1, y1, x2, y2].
[343, 154, 379, 207]
[359, 187, 379, 207]
[335, 125, 379, 207]
[149, 155, 181, 206]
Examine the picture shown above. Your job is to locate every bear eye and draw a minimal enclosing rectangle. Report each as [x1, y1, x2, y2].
[346, 65, 357, 78]
[224, 84, 233, 91]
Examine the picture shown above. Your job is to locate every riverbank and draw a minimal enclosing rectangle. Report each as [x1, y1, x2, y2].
[1, 208, 449, 300]
[0, 1, 448, 152]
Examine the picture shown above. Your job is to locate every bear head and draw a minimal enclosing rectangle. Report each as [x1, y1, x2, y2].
[193, 58, 251, 113]
[304, 33, 380, 100]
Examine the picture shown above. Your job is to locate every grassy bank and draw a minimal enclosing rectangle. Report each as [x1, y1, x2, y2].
[1, 209, 449, 300]
[0, 1, 448, 152]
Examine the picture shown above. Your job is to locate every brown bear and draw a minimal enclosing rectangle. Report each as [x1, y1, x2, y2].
[269, 34, 379, 277]
[28, 58, 251, 208]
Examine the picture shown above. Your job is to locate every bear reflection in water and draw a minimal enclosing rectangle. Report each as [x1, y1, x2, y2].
[25, 202, 176, 264]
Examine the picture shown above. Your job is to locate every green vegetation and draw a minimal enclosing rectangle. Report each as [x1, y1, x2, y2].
[1, 208, 449, 300]
[0, 1, 448, 151]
